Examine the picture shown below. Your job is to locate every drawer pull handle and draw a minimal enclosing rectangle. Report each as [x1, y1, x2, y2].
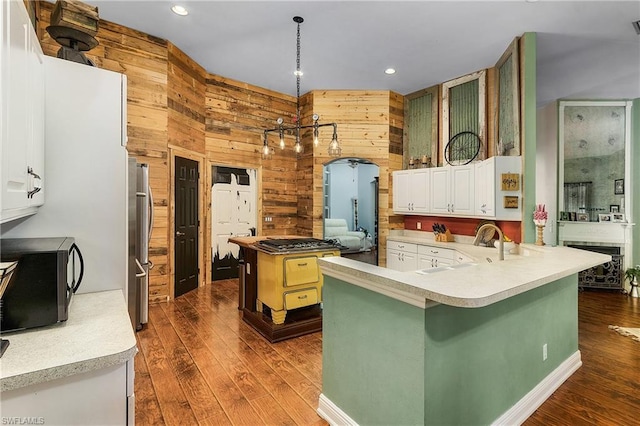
[298, 263, 308, 267]
[298, 295, 308, 299]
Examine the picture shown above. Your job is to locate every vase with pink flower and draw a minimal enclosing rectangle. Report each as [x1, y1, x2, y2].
[533, 204, 548, 246]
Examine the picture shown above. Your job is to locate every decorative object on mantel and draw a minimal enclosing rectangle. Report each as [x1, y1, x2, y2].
[624, 265, 640, 298]
[609, 325, 640, 341]
[261, 16, 340, 159]
[533, 204, 548, 246]
[46, 0, 99, 66]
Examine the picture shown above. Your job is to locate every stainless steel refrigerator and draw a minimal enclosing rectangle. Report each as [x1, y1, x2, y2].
[128, 159, 153, 330]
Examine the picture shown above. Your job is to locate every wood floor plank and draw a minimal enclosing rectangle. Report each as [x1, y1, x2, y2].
[149, 305, 226, 423]
[134, 333, 165, 426]
[136, 310, 199, 425]
[135, 280, 640, 425]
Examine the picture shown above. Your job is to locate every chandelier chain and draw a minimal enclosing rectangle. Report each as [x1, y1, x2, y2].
[295, 19, 301, 144]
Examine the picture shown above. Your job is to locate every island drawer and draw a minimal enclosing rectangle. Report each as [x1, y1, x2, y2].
[418, 245, 454, 260]
[284, 288, 318, 310]
[284, 255, 320, 287]
[387, 240, 417, 253]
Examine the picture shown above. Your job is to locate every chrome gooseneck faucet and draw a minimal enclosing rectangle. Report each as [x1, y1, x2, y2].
[473, 223, 504, 261]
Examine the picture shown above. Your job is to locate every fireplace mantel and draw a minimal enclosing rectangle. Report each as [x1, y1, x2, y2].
[558, 221, 635, 289]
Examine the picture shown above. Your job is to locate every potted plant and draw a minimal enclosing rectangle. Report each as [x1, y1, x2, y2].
[624, 265, 640, 298]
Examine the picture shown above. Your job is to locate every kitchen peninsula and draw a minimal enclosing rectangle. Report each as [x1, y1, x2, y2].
[316, 236, 610, 425]
[229, 236, 340, 342]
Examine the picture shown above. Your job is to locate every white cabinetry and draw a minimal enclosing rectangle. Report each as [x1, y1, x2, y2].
[417, 245, 454, 269]
[386, 240, 418, 271]
[392, 168, 429, 214]
[393, 157, 521, 220]
[475, 156, 521, 220]
[430, 165, 474, 216]
[1, 361, 133, 425]
[1, 0, 45, 223]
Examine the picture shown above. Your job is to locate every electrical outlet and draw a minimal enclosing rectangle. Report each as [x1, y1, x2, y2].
[543, 343, 548, 361]
[417, 222, 421, 230]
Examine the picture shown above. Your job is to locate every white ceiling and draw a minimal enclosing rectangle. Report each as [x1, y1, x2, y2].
[87, 0, 640, 107]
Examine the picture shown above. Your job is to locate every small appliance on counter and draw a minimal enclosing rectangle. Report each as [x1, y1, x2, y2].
[0, 260, 18, 356]
[0, 237, 84, 333]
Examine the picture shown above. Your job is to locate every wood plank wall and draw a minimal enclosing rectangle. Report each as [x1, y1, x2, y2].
[299, 90, 404, 267]
[37, 3, 404, 294]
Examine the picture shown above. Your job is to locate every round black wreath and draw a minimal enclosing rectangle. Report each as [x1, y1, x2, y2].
[444, 131, 481, 165]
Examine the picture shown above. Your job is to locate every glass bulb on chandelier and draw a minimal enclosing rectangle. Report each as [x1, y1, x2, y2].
[259, 16, 340, 159]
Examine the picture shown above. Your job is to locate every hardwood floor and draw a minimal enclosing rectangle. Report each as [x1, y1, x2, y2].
[135, 281, 640, 425]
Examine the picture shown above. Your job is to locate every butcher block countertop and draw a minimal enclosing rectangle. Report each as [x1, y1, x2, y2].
[319, 232, 610, 309]
[0, 290, 137, 392]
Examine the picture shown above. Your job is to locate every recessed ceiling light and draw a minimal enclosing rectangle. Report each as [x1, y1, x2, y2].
[385, 68, 396, 75]
[171, 5, 188, 16]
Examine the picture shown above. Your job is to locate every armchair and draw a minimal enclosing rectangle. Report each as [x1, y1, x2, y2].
[324, 218, 366, 251]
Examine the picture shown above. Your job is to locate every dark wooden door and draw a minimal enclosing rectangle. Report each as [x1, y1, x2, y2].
[175, 157, 199, 298]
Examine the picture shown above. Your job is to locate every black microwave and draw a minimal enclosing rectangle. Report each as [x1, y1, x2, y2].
[0, 237, 84, 332]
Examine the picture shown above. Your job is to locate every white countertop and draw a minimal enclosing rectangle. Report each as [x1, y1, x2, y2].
[0, 290, 137, 392]
[319, 232, 611, 308]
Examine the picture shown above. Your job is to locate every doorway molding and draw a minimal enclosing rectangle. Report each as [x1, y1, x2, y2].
[169, 146, 205, 298]
[323, 157, 380, 262]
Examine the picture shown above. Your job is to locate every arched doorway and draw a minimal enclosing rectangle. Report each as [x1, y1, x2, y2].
[323, 158, 379, 265]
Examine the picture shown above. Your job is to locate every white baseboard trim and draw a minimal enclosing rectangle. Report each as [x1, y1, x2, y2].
[317, 351, 582, 426]
[492, 350, 582, 425]
[317, 393, 358, 426]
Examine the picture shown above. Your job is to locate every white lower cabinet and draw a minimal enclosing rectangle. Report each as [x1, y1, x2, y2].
[386, 241, 418, 271]
[1, 361, 133, 425]
[417, 245, 454, 269]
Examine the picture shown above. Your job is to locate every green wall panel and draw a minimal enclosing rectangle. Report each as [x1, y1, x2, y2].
[322, 277, 426, 426]
[522, 32, 537, 243]
[322, 272, 579, 425]
[423, 275, 577, 424]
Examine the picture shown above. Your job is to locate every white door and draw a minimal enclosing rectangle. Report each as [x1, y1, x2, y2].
[211, 167, 257, 280]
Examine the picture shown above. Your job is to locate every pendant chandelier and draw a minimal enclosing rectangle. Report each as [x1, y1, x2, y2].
[262, 16, 341, 158]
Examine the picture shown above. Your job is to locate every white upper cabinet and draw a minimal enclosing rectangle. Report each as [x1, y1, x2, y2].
[393, 157, 521, 221]
[475, 156, 522, 220]
[429, 165, 474, 216]
[1, 0, 45, 223]
[392, 168, 430, 214]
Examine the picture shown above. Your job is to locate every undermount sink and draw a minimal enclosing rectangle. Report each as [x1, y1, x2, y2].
[415, 262, 478, 274]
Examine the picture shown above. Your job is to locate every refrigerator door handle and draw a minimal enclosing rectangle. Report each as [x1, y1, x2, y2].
[135, 258, 147, 278]
[147, 184, 154, 243]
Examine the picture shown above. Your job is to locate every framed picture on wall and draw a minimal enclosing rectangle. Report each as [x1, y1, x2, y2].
[614, 179, 624, 195]
[610, 205, 620, 213]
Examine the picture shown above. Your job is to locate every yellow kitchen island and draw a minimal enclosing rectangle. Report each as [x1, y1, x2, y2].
[228, 236, 339, 342]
